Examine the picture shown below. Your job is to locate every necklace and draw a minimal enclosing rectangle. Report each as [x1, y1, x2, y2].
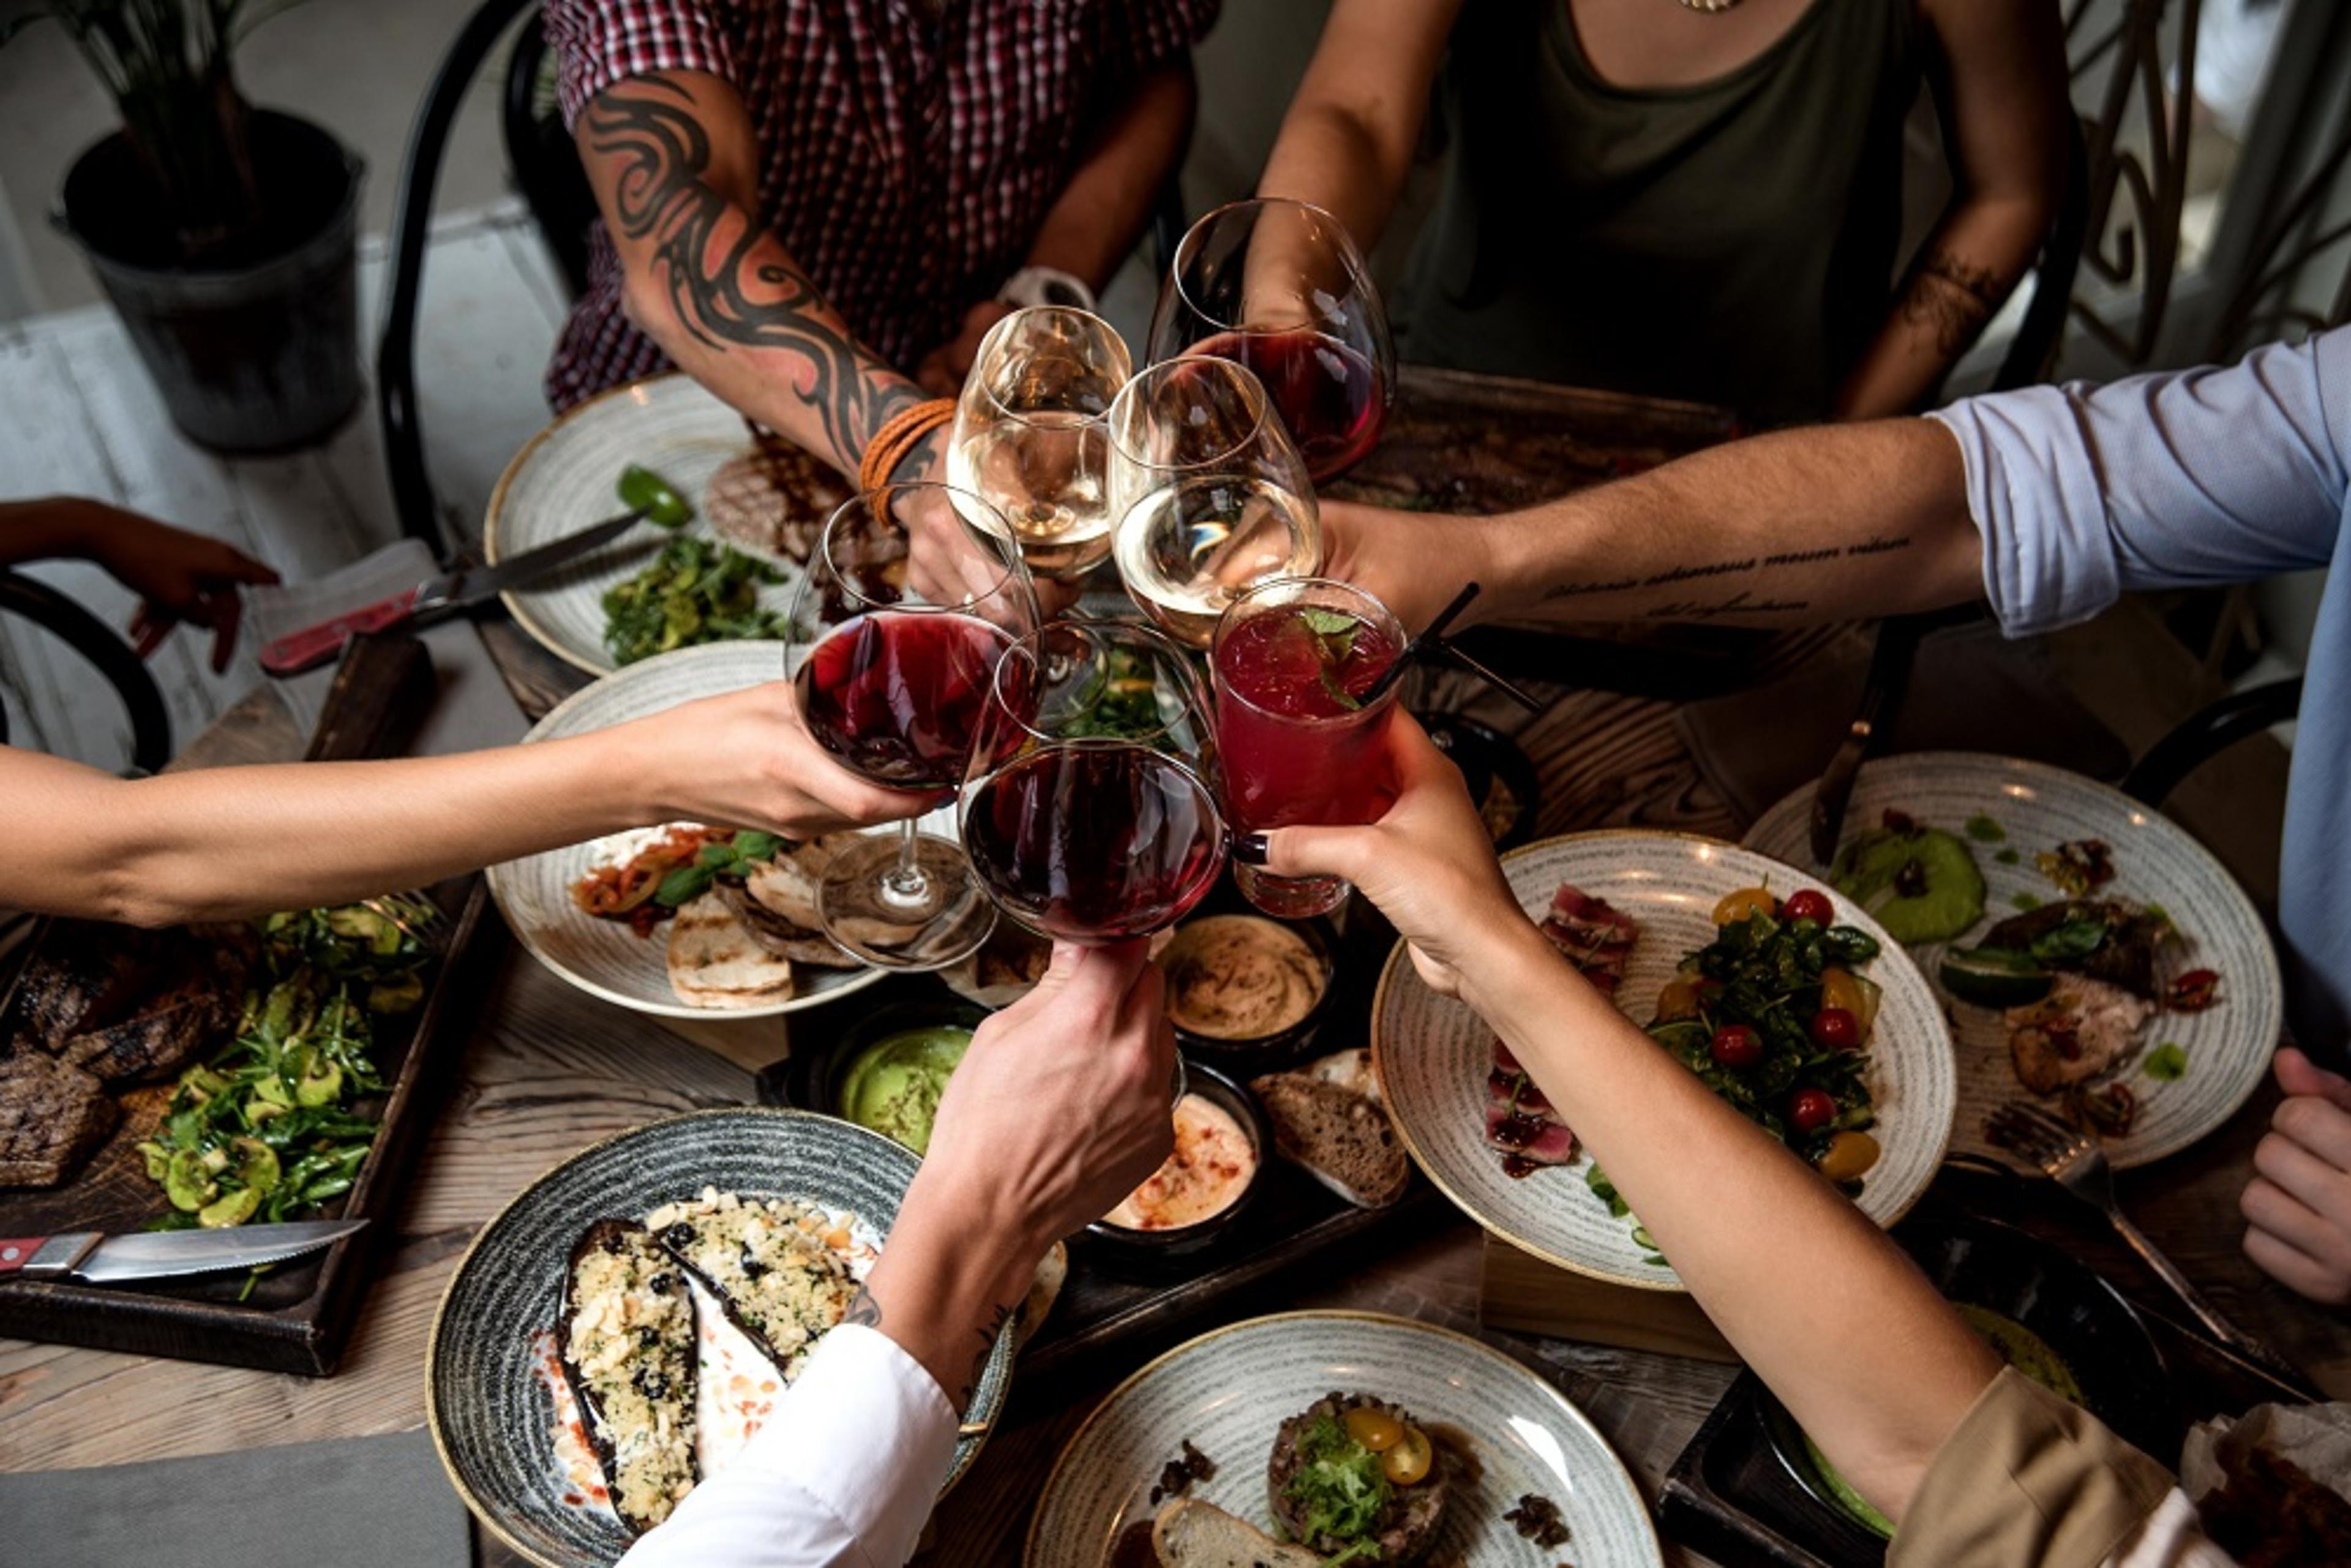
[1676, 0, 1744, 12]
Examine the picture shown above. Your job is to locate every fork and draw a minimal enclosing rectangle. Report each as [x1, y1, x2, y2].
[1984, 1100, 2321, 1397]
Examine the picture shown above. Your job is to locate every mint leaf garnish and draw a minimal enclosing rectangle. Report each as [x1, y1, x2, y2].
[1301, 608, 1357, 637]
[1318, 662, 1362, 711]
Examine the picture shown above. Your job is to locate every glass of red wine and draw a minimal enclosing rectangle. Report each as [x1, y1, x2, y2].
[1147, 198, 1396, 484]
[790, 484, 1040, 969]
[960, 620, 1226, 944]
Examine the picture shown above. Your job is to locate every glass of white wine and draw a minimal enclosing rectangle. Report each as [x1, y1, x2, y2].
[946, 306, 1132, 582]
[1104, 357, 1324, 648]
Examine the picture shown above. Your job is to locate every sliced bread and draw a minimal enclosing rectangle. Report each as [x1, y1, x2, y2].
[1249, 1071, 1411, 1209]
[1151, 1498, 1325, 1568]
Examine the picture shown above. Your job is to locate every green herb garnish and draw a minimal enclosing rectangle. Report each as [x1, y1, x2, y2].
[1995, 847, 2022, 865]
[1281, 1414, 1392, 1558]
[602, 536, 787, 664]
[651, 831, 784, 909]
[2011, 892, 2042, 912]
[2145, 1043, 2189, 1081]
[1965, 814, 2007, 843]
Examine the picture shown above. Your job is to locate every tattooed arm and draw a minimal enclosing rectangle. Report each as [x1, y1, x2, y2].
[1832, 0, 2068, 420]
[1321, 418, 1986, 636]
[576, 71, 923, 479]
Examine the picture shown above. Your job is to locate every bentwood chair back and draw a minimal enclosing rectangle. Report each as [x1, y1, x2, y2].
[0, 570, 171, 775]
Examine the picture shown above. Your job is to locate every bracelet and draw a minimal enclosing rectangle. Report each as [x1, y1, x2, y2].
[857, 398, 958, 494]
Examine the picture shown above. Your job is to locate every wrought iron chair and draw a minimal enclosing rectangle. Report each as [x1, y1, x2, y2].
[0, 570, 171, 775]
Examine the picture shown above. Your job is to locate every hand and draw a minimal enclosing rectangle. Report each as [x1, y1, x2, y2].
[2242, 1046, 2351, 1305]
[1248, 711, 1526, 996]
[1319, 497, 1492, 636]
[631, 681, 940, 836]
[915, 299, 1014, 396]
[923, 940, 1177, 1246]
[69, 501, 280, 673]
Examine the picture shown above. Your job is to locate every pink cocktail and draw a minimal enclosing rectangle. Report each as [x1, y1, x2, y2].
[1212, 578, 1404, 917]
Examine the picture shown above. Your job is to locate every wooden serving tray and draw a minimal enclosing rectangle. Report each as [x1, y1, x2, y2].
[0, 635, 502, 1375]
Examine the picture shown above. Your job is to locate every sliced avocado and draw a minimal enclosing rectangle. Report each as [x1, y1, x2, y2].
[1940, 945, 2055, 1007]
[1831, 825, 1986, 944]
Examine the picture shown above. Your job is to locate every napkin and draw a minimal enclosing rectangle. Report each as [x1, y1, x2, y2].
[0, 1428, 472, 1568]
[241, 542, 529, 756]
[1674, 621, 2133, 827]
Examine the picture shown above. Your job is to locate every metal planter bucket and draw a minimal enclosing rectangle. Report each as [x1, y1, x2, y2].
[54, 110, 365, 454]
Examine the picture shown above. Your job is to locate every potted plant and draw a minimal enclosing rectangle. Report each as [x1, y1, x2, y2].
[4, 1, 364, 451]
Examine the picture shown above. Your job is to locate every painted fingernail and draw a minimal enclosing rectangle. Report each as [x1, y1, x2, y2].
[1232, 833, 1269, 866]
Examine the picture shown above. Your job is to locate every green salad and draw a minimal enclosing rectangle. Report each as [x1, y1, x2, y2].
[602, 536, 787, 664]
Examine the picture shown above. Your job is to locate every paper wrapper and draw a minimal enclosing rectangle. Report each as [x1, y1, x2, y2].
[2181, 1401, 2351, 1501]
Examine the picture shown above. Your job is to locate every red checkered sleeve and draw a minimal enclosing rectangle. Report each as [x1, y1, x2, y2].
[544, 0, 739, 130]
[1100, 0, 1221, 83]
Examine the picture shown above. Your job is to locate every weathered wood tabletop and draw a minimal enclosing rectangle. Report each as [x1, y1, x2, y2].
[4, 366, 2341, 1568]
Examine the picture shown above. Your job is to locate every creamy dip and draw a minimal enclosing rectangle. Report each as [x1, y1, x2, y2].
[1104, 1093, 1257, 1230]
[1160, 915, 1327, 1041]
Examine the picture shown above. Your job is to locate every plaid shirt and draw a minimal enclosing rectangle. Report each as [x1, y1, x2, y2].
[543, 0, 1218, 410]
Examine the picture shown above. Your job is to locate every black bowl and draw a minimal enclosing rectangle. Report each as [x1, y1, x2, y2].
[1415, 711, 1541, 850]
[1159, 909, 1340, 1070]
[815, 997, 990, 1150]
[1082, 1059, 1271, 1261]
[1760, 1212, 2181, 1547]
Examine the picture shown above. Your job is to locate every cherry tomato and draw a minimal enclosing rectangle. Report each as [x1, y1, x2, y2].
[1808, 1007, 1861, 1050]
[1656, 978, 1703, 1022]
[1782, 888, 1834, 926]
[2166, 969, 2221, 1012]
[1343, 1407, 1403, 1452]
[1711, 886, 1779, 925]
[1789, 1088, 1838, 1134]
[1383, 1425, 1434, 1486]
[1711, 1024, 1764, 1068]
[1815, 1130, 1881, 1182]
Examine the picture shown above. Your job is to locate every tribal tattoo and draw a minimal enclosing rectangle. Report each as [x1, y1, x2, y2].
[1899, 249, 2008, 358]
[584, 77, 918, 466]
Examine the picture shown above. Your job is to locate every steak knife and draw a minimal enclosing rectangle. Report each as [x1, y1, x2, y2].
[0, 1218, 367, 1285]
[257, 464, 691, 677]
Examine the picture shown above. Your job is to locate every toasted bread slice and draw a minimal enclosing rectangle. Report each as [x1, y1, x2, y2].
[666, 892, 795, 1008]
[1151, 1498, 1325, 1568]
[1306, 1046, 1380, 1104]
[1249, 1071, 1410, 1209]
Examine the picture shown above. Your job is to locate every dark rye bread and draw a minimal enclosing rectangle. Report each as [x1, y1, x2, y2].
[1250, 1071, 1409, 1209]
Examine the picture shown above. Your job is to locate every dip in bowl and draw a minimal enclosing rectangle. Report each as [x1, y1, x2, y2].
[823, 1001, 988, 1155]
[1158, 912, 1336, 1064]
[1086, 1061, 1269, 1259]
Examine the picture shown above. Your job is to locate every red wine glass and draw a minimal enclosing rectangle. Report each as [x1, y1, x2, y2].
[1148, 198, 1396, 484]
[790, 483, 1040, 969]
[960, 620, 1226, 945]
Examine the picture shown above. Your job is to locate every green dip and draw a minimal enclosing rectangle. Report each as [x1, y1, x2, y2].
[1803, 1305, 2082, 1538]
[837, 1027, 970, 1155]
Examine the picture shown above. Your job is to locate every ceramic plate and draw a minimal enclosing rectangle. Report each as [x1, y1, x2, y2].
[1371, 831, 1955, 1292]
[1745, 752, 2282, 1169]
[1024, 1310, 1659, 1567]
[486, 373, 836, 675]
[430, 1108, 1008, 1568]
[485, 640, 885, 1019]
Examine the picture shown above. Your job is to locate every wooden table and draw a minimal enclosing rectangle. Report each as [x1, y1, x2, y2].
[5, 366, 2341, 1568]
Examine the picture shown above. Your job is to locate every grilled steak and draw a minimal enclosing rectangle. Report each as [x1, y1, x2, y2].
[703, 435, 852, 565]
[10, 920, 152, 1049]
[52, 925, 252, 1082]
[0, 1051, 118, 1187]
[715, 883, 854, 968]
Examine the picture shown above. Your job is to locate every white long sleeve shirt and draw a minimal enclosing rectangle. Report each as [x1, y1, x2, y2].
[617, 1326, 958, 1568]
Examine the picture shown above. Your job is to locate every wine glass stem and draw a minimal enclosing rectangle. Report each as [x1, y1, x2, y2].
[882, 819, 931, 908]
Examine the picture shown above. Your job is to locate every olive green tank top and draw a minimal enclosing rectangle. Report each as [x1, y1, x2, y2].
[1398, 0, 1920, 426]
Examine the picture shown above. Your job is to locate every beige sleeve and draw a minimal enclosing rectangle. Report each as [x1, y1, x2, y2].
[1889, 1367, 2180, 1568]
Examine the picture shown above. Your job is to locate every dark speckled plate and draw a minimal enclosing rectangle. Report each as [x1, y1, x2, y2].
[428, 1108, 1011, 1567]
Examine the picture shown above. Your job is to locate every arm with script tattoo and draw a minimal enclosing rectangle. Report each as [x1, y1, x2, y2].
[576, 71, 924, 478]
[1832, 0, 2068, 419]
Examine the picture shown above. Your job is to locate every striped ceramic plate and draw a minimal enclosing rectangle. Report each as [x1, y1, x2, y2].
[1745, 752, 2282, 1169]
[1371, 830, 1955, 1292]
[430, 1108, 1010, 1568]
[485, 640, 885, 1018]
[486, 372, 823, 675]
[1025, 1310, 1659, 1567]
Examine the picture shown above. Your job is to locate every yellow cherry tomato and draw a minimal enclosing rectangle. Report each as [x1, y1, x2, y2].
[1655, 977, 1703, 1022]
[1383, 1425, 1434, 1486]
[1816, 1130, 1882, 1184]
[1712, 886, 1779, 926]
[1343, 1406, 1403, 1452]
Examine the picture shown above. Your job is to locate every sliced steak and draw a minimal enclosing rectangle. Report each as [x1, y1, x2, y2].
[1539, 883, 1638, 996]
[53, 926, 252, 1083]
[10, 920, 155, 1049]
[714, 883, 852, 967]
[0, 1051, 118, 1187]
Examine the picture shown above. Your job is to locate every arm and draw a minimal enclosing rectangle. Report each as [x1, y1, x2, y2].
[1248, 718, 2001, 1521]
[1255, 0, 1461, 252]
[576, 71, 925, 479]
[2, 497, 279, 672]
[916, 58, 1201, 393]
[619, 943, 1176, 1568]
[1831, 0, 2068, 420]
[7, 683, 926, 926]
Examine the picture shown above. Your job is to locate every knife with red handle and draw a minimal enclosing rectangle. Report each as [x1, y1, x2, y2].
[0, 1219, 366, 1285]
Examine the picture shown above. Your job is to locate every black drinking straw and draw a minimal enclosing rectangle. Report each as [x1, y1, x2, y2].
[1359, 582, 1545, 713]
